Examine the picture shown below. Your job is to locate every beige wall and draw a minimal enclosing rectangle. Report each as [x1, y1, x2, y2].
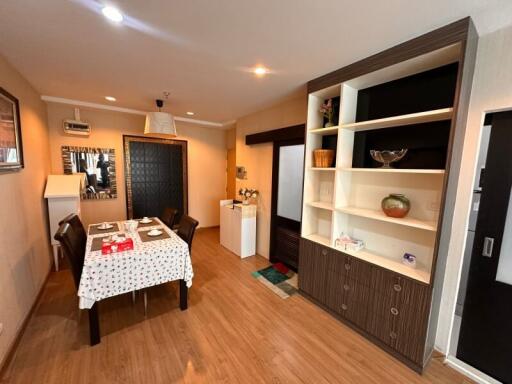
[0, 56, 51, 366]
[46, 103, 227, 227]
[235, 95, 307, 258]
[436, 24, 512, 353]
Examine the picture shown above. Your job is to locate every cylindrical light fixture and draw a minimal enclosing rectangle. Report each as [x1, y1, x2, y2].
[144, 98, 177, 137]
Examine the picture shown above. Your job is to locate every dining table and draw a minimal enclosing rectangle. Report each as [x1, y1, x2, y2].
[79, 217, 193, 345]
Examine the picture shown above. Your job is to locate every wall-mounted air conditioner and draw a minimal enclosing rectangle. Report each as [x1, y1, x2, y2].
[63, 108, 90, 136]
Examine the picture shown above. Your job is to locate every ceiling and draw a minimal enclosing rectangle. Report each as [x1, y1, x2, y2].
[0, 0, 510, 126]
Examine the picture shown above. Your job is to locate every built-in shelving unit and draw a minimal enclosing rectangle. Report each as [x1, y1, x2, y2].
[338, 168, 445, 174]
[335, 206, 437, 231]
[299, 18, 476, 373]
[339, 107, 453, 132]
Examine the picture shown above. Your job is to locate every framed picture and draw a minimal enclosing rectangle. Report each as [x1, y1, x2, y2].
[0, 87, 23, 171]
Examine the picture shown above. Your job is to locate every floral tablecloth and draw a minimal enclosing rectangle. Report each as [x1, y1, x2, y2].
[78, 218, 193, 309]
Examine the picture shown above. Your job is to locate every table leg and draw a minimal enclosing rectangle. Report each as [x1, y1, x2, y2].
[180, 280, 188, 311]
[88, 303, 100, 345]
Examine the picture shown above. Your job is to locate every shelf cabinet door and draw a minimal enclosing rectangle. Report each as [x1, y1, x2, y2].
[367, 267, 431, 364]
[299, 238, 330, 303]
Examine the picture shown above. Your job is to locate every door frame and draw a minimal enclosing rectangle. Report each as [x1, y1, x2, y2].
[269, 137, 305, 268]
[123, 135, 188, 219]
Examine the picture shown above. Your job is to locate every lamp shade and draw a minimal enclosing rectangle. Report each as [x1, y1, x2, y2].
[144, 112, 177, 136]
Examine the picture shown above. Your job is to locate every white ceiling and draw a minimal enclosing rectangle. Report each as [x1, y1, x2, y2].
[0, 0, 510, 126]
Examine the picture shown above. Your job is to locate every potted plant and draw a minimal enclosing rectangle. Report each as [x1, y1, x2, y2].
[238, 188, 259, 205]
[319, 98, 334, 128]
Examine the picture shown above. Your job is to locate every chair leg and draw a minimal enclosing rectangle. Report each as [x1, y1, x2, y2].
[88, 303, 100, 346]
[180, 279, 188, 311]
[52, 245, 59, 272]
[143, 290, 148, 317]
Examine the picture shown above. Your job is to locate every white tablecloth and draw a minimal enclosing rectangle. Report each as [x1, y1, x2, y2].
[78, 218, 193, 309]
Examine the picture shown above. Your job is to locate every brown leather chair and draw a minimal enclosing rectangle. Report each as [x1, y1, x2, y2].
[54, 222, 86, 290]
[160, 207, 179, 229]
[54, 222, 100, 345]
[177, 215, 199, 253]
[59, 213, 87, 251]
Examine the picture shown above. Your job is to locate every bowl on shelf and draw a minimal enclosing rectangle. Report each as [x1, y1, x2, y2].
[370, 149, 408, 168]
[313, 149, 335, 168]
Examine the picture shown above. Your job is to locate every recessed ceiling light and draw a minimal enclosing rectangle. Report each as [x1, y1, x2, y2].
[186, 112, 194, 116]
[105, 96, 116, 102]
[253, 66, 268, 77]
[102, 6, 123, 23]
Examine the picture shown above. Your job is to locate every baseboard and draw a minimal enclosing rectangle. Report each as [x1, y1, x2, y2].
[0, 269, 51, 377]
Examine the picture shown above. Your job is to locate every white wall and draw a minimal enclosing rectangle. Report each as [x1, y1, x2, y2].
[436, 23, 512, 353]
[235, 95, 307, 258]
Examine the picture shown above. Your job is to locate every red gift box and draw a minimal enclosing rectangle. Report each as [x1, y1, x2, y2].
[101, 237, 134, 255]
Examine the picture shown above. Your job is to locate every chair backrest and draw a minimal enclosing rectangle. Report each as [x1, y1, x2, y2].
[161, 207, 179, 228]
[54, 222, 86, 290]
[59, 213, 87, 249]
[177, 215, 199, 253]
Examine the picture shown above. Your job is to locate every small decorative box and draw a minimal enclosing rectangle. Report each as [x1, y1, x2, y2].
[335, 233, 365, 252]
[102, 237, 134, 255]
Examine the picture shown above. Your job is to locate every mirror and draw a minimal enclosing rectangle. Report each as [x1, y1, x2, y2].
[61, 146, 117, 199]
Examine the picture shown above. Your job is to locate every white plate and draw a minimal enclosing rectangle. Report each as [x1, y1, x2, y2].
[98, 223, 114, 230]
[140, 218, 153, 224]
[147, 229, 162, 237]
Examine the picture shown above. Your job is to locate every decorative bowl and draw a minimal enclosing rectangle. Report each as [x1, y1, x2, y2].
[370, 149, 408, 168]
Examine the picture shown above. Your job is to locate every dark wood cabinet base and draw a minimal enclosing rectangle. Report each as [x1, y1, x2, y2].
[299, 289, 426, 373]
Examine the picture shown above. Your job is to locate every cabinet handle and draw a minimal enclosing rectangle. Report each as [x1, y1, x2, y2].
[390, 332, 397, 339]
[393, 284, 402, 292]
[341, 304, 348, 310]
[343, 284, 350, 291]
[390, 307, 399, 316]
[344, 263, 351, 271]
[322, 249, 328, 256]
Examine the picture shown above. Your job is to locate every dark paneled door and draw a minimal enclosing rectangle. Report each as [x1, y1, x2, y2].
[124, 136, 188, 220]
[269, 139, 305, 269]
[457, 111, 512, 384]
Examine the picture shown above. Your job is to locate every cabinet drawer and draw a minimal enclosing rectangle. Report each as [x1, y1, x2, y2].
[327, 272, 370, 328]
[330, 249, 372, 285]
[299, 239, 330, 303]
[371, 267, 430, 307]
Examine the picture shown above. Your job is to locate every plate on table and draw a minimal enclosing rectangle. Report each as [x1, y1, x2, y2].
[147, 229, 163, 237]
[140, 217, 153, 224]
[98, 223, 114, 230]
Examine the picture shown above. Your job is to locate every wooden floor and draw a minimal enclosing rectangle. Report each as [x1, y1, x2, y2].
[1, 228, 473, 384]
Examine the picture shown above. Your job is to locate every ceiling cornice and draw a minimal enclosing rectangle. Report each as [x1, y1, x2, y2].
[40, 95, 231, 128]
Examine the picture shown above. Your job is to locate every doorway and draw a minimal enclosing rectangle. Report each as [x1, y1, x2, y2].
[456, 111, 512, 383]
[269, 139, 305, 269]
[123, 135, 188, 220]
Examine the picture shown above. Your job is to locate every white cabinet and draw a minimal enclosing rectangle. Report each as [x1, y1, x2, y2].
[44, 174, 83, 271]
[220, 200, 256, 258]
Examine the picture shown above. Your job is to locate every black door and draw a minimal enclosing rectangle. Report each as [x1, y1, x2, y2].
[269, 139, 305, 270]
[457, 111, 512, 383]
[124, 136, 188, 220]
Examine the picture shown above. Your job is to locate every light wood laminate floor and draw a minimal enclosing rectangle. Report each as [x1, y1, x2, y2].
[1, 228, 472, 383]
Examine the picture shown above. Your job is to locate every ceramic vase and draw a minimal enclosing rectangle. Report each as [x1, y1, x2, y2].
[381, 194, 410, 218]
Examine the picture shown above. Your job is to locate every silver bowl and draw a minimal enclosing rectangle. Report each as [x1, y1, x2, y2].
[370, 149, 408, 168]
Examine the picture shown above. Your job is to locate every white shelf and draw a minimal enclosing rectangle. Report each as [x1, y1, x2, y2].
[339, 108, 453, 132]
[304, 233, 331, 247]
[309, 126, 339, 135]
[307, 201, 334, 211]
[308, 167, 336, 171]
[336, 206, 437, 232]
[339, 248, 431, 284]
[338, 167, 445, 174]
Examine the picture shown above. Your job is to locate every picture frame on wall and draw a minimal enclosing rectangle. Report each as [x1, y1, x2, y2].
[0, 87, 23, 171]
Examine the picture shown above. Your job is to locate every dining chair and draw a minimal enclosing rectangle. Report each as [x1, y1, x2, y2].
[177, 215, 199, 253]
[160, 207, 179, 230]
[59, 213, 87, 250]
[54, 222, 100, 345]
